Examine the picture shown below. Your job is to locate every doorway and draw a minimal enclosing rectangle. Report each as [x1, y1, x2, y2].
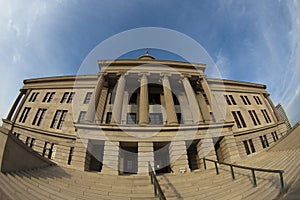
[119, 142, 138, 174]
[153, 142, 171, 174]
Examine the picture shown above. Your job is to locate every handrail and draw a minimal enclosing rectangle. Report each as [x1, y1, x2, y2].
[148, 161, 166, 200]
[202, 157, 285, 194]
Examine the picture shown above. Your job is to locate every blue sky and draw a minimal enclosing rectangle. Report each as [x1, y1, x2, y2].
[0, 0, 299, 125]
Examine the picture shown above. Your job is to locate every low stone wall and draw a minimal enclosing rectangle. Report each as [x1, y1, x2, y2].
[0, 126, 54, 173]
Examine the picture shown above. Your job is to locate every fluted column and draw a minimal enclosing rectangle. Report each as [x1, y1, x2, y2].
[182, 76, 202, 124]
[7, 89, 26, 121]
[200, 77, 224, 122]
[264, 93, 281, 122]
[139, 73, 149, 125]
[111, 74, 126, 124]
[162, 74, 178, 125]
[85, 73, 105, 123]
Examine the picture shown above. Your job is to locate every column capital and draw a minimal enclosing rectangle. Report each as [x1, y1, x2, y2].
[263, 93, 270, 98]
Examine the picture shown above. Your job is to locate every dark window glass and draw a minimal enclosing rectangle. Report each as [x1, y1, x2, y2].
[129, 93, 137, 105]
[243, 140, 251, 155]
[77, 111, 86, 123]
[60, 92, 69, 103]
[127, 113, 137, 124]
[84, 92, 93, 104]
[105, 112, 112, 124]
[249, 139, 255, 153]
[149, 113, 163, 124]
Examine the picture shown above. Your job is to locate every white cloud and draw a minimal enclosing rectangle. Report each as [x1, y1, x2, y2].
[215, 49, 231, 79]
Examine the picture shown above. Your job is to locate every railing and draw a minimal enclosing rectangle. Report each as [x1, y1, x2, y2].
[203, 157, 285, 194]
[148, 161, 166, 200]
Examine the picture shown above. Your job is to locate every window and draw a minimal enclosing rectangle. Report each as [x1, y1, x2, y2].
[224, 95, 236, 105]
[28, 92, 39, 102]
[50, 110, 68, 129]
[253, 96, 263, 105]
[129, 93, 138, 105]
[232, 111, 247, 128]
[261, 109, 272, 123]
[77, 111, 86, 123]
[68, 147, 74, 165]
[199, 89, 209, 105]
[19, 107, 31, 123]
[149, 93, 161, 105]
[260, 135, 269, 149]
[32, 108, 47, 126]
[248, 110, 261, 126]
[67, 92, 75, 103]
[248, 139, 255, 153]
[149, 113, 163, 125]
[127, 113, 137, 124]
[105, 112, 112, 124]
[42, 142, 55, 159]
[60, 92, 75, 103]
[25, 137, 35, 148]
[43, 92, 55, 103]
[271, 131, 279, 142]
[84, 92, 93, 104]
[241, 95, 251, 105]
[243, 140, 251, 155]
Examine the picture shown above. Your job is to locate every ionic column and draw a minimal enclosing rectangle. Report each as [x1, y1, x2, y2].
[200, 77, 224, 122]
[196, 92, 211, 122]
[197, 138, 217, 169]
[139, 73, 149, 125]
[7, 89, 26, 121]
[111, 74, 126, 124]
[138, 142, 154, 174]
[162, 74, 178, 125]
[85, 73, 105, 123]
[182, 76, 202, 124]
[264, 93, 281, 122]
[101, 141, 119, 175]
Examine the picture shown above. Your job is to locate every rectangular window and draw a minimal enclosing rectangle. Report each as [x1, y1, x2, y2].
[84, 92, 93, 104]
[25, 137, 30, 146]
[260, 135, 269, 149]
[29, 92, 39, 102]
[249, 139, 255, 153]
[32, 108, 47, 126]
[229, 95, 237, 105]
[66, 92, 75, 103]
[127, 113, 137, 124]
[29, 138, 35, 148]
[105, 112, 112, 124]
[149, 113, 163, 125]
[48, 92, 55, 102]
[68, 147, 74, 165]
[232, 111, 242, 128]
[241, 95, 251, 105]
[19, 107, 31, 123]
[77, 111, 86, 123]
[149, 94, 161, 105]
[224, 95, 231, 105]
[237, 111, 247, 127]
[129, 93, 138, 105]
[248, 110, 261, 126]
[243, 140, 251, 155]
[57, 110, 67, 129]
[261, 109, 272, 123]
[42, 92, 50, 102]
[42, 142, 48, 157]
[60, 92, 69, 103]
[254, 96, 263, 105]
[50, 110, 68, 129]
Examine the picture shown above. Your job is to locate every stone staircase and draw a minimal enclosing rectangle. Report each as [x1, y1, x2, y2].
[157, 126, 300, 200]
[0, 166, 157, 200]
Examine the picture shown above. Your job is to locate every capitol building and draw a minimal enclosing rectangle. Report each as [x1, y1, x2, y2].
[0, 53, 299, 200]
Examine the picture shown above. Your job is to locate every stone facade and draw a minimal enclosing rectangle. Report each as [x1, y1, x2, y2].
[1, 55, 287, 175]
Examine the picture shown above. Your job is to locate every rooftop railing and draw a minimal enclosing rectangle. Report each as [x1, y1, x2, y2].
[148, 161, 166, 200]
[202, 157, 285, 194]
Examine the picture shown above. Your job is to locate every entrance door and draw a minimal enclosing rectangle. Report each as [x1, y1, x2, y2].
[119, 142, 138, 174]
[154, 142, 171, 174]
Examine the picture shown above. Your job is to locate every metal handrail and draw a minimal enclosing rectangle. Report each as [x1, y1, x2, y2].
[203, 157, 285, 194]
[148, 161, 166, 200]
